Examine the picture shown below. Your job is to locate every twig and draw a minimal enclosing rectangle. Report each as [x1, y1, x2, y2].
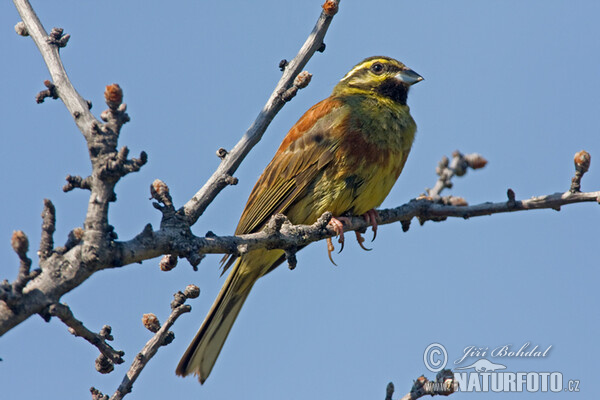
[13, 0, 96, 139]
[181, 0, 341, 225]
[48, 303, 124, 365]
[570, 150, 591, 193]
[10, 231, 33, 296]
[39, 199, 56, 261]
[427, 151, 487, 199]
[108, 286, 198, 400]
[395, 369, 457, 400]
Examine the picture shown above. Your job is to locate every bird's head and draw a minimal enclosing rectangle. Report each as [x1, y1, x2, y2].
[332, 56, 423, 105]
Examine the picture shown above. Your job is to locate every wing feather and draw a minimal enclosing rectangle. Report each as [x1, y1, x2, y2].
[234, 97, 344, 236]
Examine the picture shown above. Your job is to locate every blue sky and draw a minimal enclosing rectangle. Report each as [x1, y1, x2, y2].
[1, 1, 598, 399]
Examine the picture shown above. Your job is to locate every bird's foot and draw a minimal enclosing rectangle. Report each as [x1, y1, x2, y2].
[325, 216, 350, 265]
[362, 209, 379, 241]
[326, 238, 337, 266]
[355, 231, 372, 251]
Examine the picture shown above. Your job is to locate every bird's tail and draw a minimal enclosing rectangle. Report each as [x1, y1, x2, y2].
[175, 258, 254, 383]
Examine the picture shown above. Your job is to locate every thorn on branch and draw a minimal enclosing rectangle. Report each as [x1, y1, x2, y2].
[39, 199, 56, 261]
[35, 80, 58, 103]
[47, 27, 70, 48]
[279, 59, 288, 71]
[570, 150, 591, 193]
[14, 21, 29, 36]
[281, 71, 313, 102]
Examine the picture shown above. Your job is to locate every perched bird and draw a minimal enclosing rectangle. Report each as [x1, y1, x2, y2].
[176, 56, 423, 383]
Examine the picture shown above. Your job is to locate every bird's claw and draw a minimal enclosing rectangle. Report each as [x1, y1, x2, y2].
[326, 237, 337, 266]
[325, 216, 349, 264]
[362, 209, 379, 241]
[355, 231, 372, 251]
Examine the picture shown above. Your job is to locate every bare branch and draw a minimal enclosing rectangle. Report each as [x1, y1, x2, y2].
[13, 0, 96, 140]
[35, 79, 58, 103]
[394, 369, 457, 400]
[39, 199, 56, 261]
[108, 287, 198, 400]
[570, 150, 591, 193]
[427, 151, 487, 199]
[181, 0, 341, 225]
[63, 175, 93, 192]
[112, 186, 600, 268]
[48, 302, 125, 365]
[9, 231, 36, 298]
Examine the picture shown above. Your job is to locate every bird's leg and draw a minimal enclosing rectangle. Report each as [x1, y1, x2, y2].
[362, 209, 379, 241]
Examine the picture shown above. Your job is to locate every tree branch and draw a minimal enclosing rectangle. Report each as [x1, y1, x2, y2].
[180, 0, 340, 225]
[387, 369, 457, 400]
[114, 187, 600, 268]
[13, 0, 96, 140]
[94, 286, 199, 400]
[48, 302, 125, 365]
[1, 0, 341, 338]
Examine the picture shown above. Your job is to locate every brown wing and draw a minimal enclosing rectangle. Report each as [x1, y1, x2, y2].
[235, 97, 345, 235]
[220, 97, 345, 273]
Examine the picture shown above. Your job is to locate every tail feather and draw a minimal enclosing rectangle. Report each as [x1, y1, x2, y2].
[176, 259, 254, 383]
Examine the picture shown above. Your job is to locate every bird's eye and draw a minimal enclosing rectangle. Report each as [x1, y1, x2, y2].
[371, 62, 384, 74]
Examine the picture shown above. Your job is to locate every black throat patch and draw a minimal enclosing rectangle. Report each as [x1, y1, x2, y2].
[375, 78, 409, 105]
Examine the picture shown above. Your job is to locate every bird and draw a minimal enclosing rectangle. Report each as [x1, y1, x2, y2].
[176, 56, 423, 383]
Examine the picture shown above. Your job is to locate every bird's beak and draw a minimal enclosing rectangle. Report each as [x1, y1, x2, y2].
[396, 69, 423, 85]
